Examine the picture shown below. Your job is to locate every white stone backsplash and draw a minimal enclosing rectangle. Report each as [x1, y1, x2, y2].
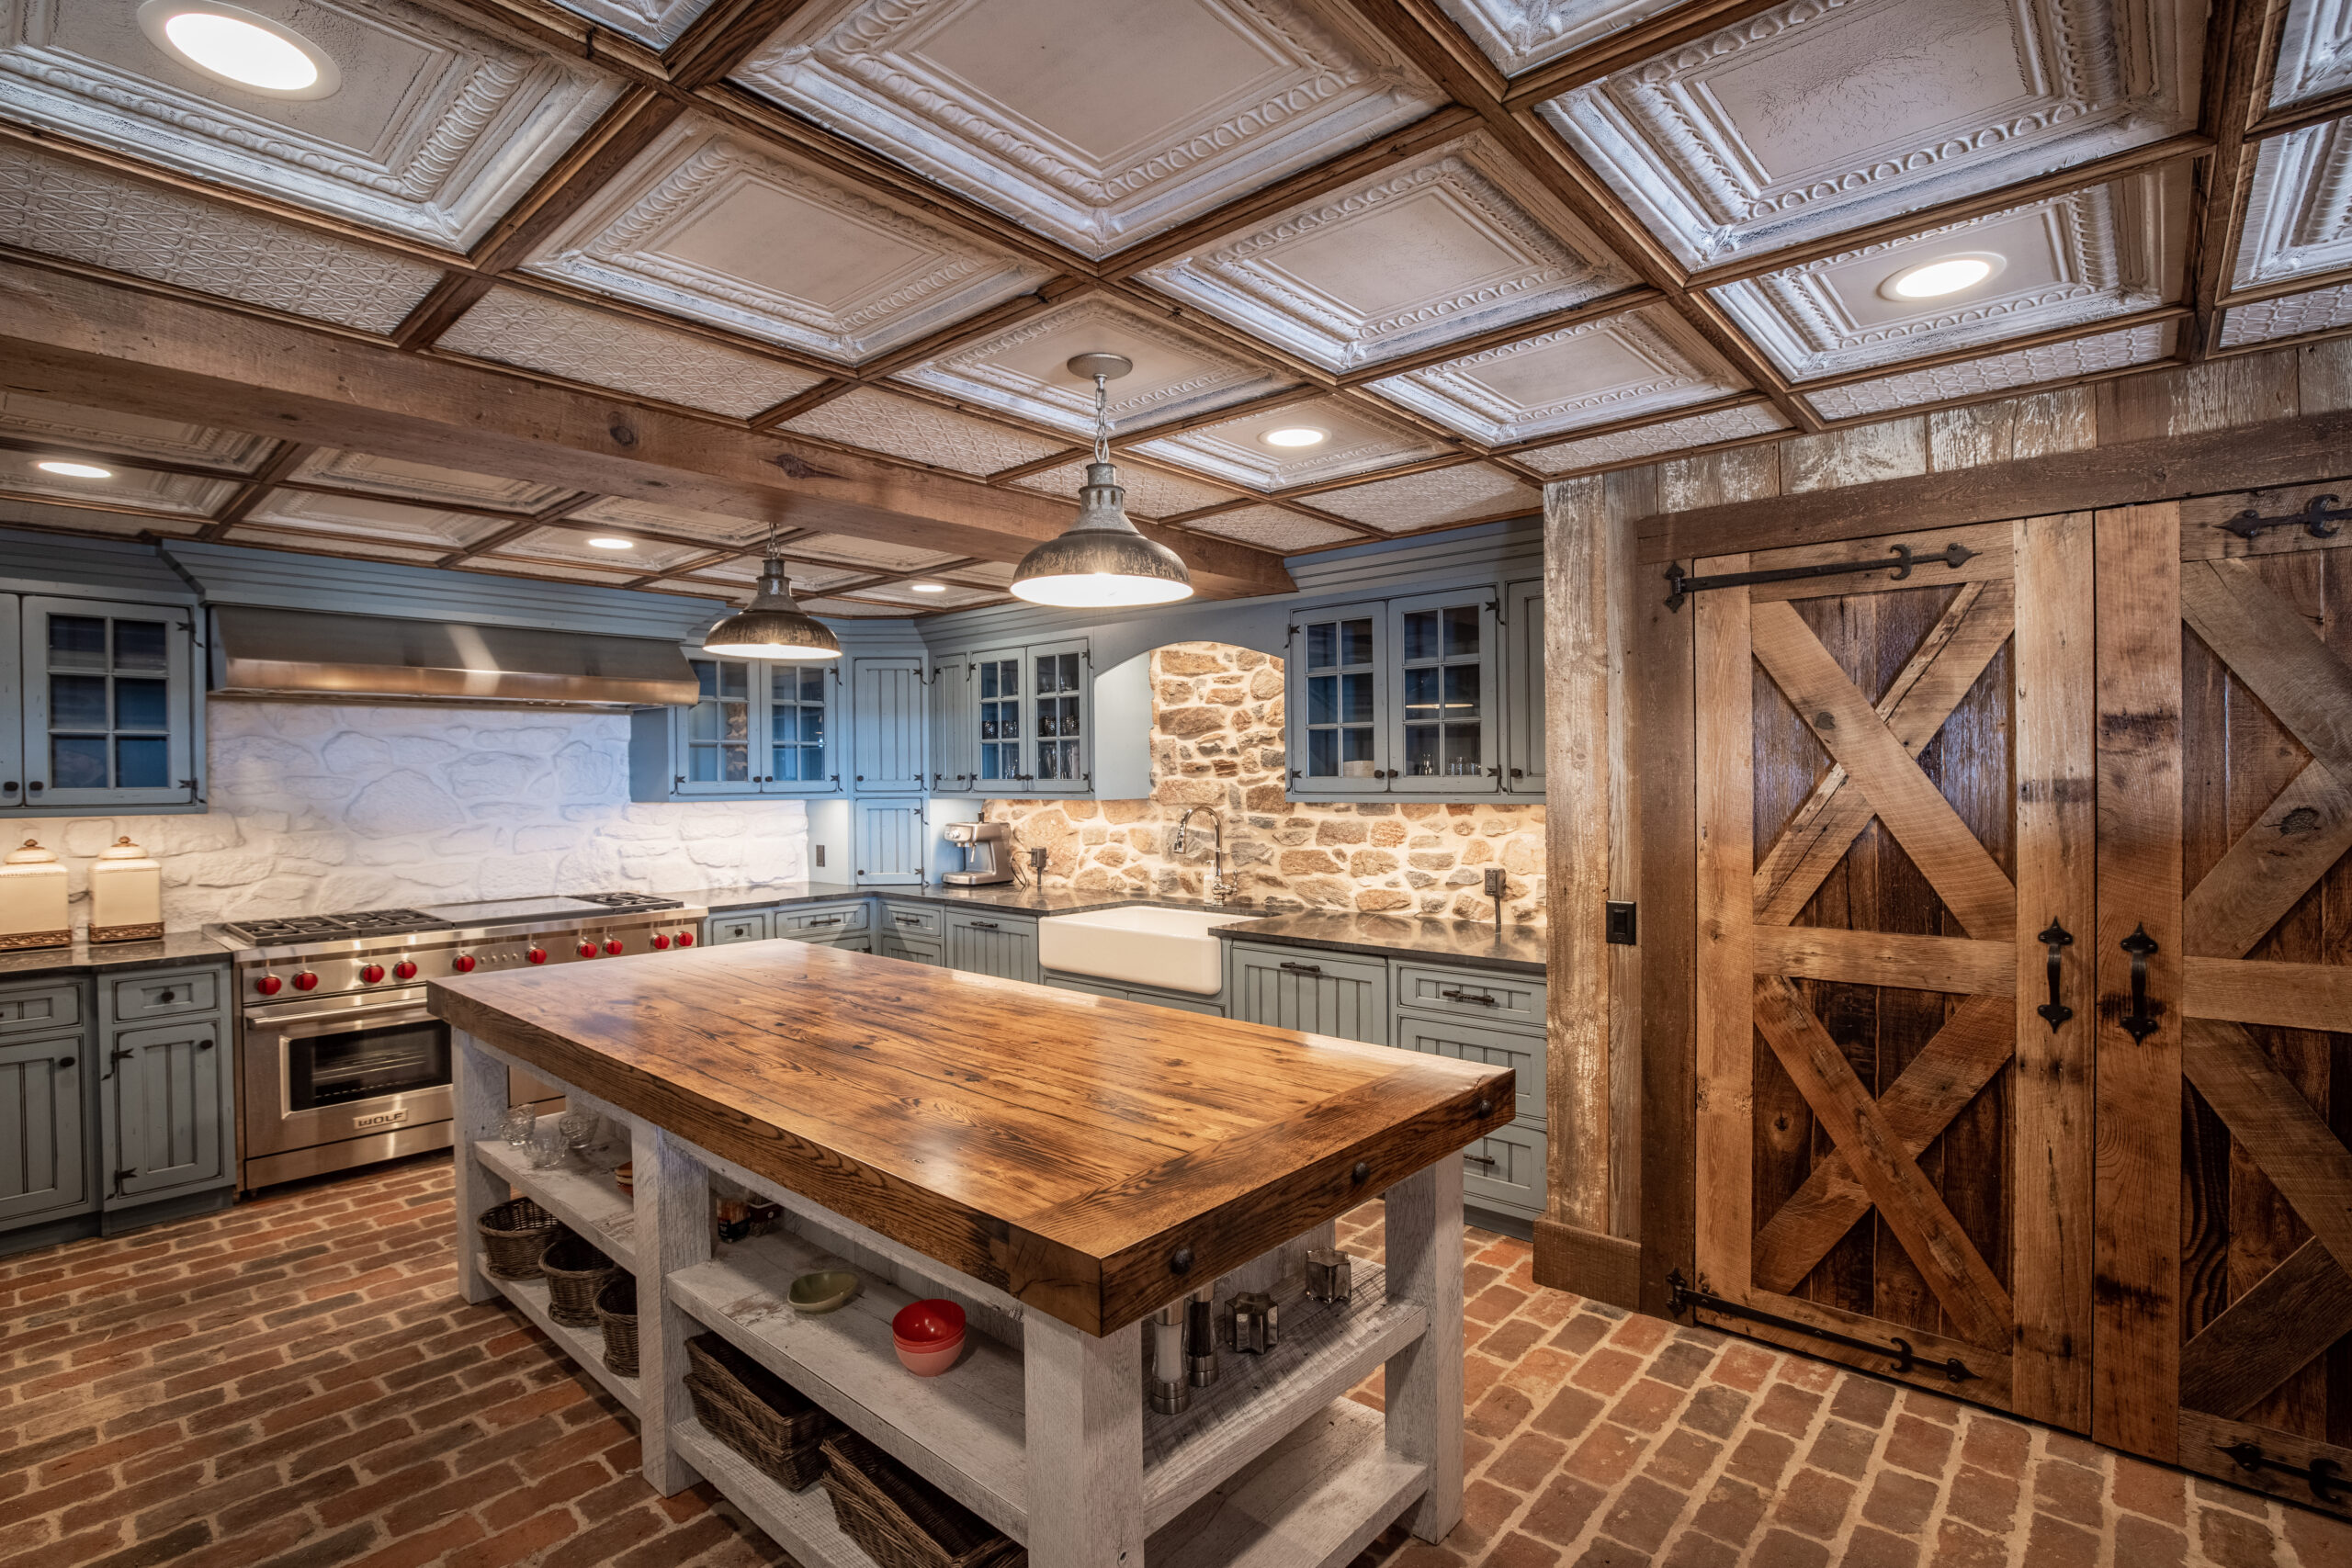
[2, 703, 809, 932]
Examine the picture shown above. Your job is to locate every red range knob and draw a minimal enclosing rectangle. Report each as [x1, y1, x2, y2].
[254, 975, 283, 997]
[359, 964, 386, 985]
[651, 933, 671, 950]
[604, 938, 625, 956]
[452, 954, 477, 974]
[293, 971, 319, 991]
[675, 931, 695, 948]
[526, 947, 548, 964]
[392, 960, 417, 981]
[578, 942, 598, 959]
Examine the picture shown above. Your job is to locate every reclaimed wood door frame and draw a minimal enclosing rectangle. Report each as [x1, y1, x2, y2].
[1694, 515, 2097, 1425]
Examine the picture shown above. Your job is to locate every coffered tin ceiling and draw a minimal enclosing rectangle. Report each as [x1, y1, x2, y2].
[1538, 0, 2202, 268]
[2233, 118, 2352, 290]
[1177, 502, 1364, 551]
[1434, 0, 1687, 73]
[1512, 400, 1788, 476]
[549, 0, 722, 47]
[434, 288, 829, 418]
[2270, 0, 2352, 108]
[0, 0, 619, 245]
[1371, 304, 1741, 444]
[1131, 394, 1455, 490]
[499, 527, 713, 574]
[2, 457, 234, 516]
[1007, 459, 1238, 519]
[731, 0, 1444, 259]
[524, 118, 1053, 363]
[772, 530, 966, 572]
[1139, 132, 1636, 372]
[1804, 317, 2174, 420]
[1713, 167, 2188, 380]
[2217, 282, 2352, 347]
[894, 295, 1295, 436]
[288, 451, 576, 513]
[245, 491, 514, 552]
[0, 393, 273, 470]
[1302, 462, 1538, 530]
[223, 527, 450, 564]
[778, 388, 1069, 475]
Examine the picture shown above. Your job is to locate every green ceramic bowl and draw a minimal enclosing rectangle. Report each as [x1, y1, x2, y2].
[787, 1269, 860, 1314]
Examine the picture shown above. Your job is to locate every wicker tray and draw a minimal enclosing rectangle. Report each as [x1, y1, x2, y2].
[819, 1430, 1024, 1568]
[595, 1275, 639, 1379]
[539, 1234, 619, 1328]
[478, 1198, 559, 1280]
[684, 1334, 833, 1491]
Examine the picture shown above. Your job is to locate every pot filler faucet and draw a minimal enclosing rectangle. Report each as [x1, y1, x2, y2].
[1172, 807, 1239, 904]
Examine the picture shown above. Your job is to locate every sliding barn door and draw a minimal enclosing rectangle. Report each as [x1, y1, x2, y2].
[2093, 499, 2352, 1514]
[1693, 516, 2096, 1424]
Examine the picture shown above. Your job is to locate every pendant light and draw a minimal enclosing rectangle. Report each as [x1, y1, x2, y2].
[1010, 354, 1193, 609]
[701, 525, 841, 660]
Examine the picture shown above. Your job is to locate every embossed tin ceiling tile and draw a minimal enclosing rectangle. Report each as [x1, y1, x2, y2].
[2233, 118, 2352, 289]
[1713, 167, 2189, 380]
[1369, 304, 1740, 444]
[568, 497, 776, 547]
[1304, 462, 1538, 532]
[523, 118, 1054, 363]
[245, 491, 514, 551]
[2217, 283, 2352, 347]
[435, 288, 827, 419]
[778, 388, 1068, 474]
[1006, 459, 1235, 519]
[223, 527, 452, 564]
[289, 451, 575, 512]
[893, 295, 1296, 435]
[1139, 131, 1636, 372]
[549, 0, 723, 47]
[730, 0, 1444, 260]
[2, 462, 237, 517]
[0, 0, 620, 245]
[1433, 0, 1690, 73]
[2270, 0, 2352, 108]
[458, 556, 647, 586]
[488, 528, 712, 572]
[1130, 396, 1453, 491]
[945, 559, 1018, 586]
[769, 531, 965, 571]
[802, 595, 922, 616]
[0, 500, 202, 539]
[1175, 502, 1363, 552]
[1512, 401, 1789, 475]
[1536, 0, 2203, 269]
[842, 580, 999, 607]
[0, 144, 443, 333]
[0, 392, 275, 471]
[1802, 320, 2175, 421]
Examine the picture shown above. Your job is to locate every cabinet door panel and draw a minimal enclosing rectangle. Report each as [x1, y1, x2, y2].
[928, 655, 974, 792]
[880, 931, 944, 966]
[0, 596, 18, 807]
[107, 1017, 224, 1204]
[970, 648, 1026, 792]
[856, 801, 928, 886]
[944, 913, 1038, 983]
[1227, 943, 1387, 1043]
[676, 655, 759, 795]
[1027, 639, 1090, 795]
[21, 596, 196, 809]
[707, 912, 770, 945]
[1397, 1017, 1544, 1124]
[0, 1032, 88, 1226]
[1287, 603, 1386, 797]
[852, 658, 927, 792]
[1504, 579, 1544, 795]
[1388, 589, 1499, 795]
[762, 662, 839, 795]
[1462, 1122, 1544, 1217]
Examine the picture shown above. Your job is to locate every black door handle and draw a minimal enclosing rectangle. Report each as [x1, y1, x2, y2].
[1279, 962, 1323, 976]
[2120, 923, 2160, 1042]
[1441, 988, 1498, 1007]
[968, 920, 1000, 931]
[2036, 919, 2073, 1032]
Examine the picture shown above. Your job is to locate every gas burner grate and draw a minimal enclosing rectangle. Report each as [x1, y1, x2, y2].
[223, 908, 446, 943]
[571, 892, 683, 910]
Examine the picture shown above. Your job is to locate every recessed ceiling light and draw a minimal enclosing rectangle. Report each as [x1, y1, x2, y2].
[36, 461, 113, 479]
[1882, 254, 2003, 302]
[138, 2, 340, 97]
[586, 537, 636, 550]
[909, 582, 948, 593]
[1261, 426, 1329, 448]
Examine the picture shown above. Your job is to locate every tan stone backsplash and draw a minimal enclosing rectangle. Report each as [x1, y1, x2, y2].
[983, 641, 1545, 922]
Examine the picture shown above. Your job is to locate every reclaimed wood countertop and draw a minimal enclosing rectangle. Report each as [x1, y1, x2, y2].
[431, 942, 1514, 1335]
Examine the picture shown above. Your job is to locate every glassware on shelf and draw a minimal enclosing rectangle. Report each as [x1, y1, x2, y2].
[527, 1124, 567, 1170]
[500, 1106, 536, 1147]
[558, 1110, 599, 1165]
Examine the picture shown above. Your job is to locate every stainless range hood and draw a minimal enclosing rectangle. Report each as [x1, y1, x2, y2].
[210, 605, 701, 709]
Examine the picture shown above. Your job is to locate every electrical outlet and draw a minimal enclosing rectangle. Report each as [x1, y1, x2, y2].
[1606, 901, 1637, 945]
[813, 845, 825, 868]
[1028, 846, 1048, 872]
[1482, 868, 1505, 897]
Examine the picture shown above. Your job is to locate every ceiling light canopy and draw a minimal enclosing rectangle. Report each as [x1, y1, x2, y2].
[586, 537, 635, 550]
[1011, 355, 1193, 610]
[702, 526, 841, 661]
[139, 2, 339, 96]
[1261, 426, 1329, 448]
[36, 461, 113, 479]
[1882, 254, 2003, 302]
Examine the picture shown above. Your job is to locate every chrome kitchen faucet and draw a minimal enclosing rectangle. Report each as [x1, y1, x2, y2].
[1172, 806, 1239, 904]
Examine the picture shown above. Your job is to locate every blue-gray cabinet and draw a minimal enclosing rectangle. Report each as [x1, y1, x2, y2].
[943, 909, 1038, 982]
[98, 965, 232, 1209]
[631, 652, 841, 801]
[1226, 942, 1388, 1043]
[1503, 578, 1544, 797]
[930, 639, 1091, 796]
[851, 657, 926, 792]
[855, 800, 929, 885]
[878, 901, 944, 965]
[0, 985, 88, 1227]
[6, 594, 203, 814]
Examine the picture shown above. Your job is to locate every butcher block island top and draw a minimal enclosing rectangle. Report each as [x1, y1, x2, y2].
[430, 940, 1514, 1336]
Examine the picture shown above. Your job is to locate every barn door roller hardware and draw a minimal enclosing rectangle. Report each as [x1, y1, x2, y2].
[1665, 1269, 1976, 1382]
[2216, 1440, 2342, 1504]
[1662, 542, 1976, 611]
[2222, 493, 2347, 542]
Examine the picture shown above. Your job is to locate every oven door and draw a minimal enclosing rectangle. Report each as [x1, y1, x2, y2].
[240, 988, 453, 1158]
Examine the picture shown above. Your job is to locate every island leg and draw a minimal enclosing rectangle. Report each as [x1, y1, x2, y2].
[450, 1031, 505, 1307]
[1023, 1310, 1143, 1568]
[1384, 1159, 1464, 1541]
[634, 1124, 708, 1496]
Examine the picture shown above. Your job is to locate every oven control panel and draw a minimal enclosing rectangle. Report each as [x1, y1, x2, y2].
[234, 914, 706, 999]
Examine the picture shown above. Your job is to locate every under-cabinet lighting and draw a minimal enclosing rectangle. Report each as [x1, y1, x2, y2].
[36, 461, 113, 479]
[1882, 254, 2001, 301]
[140, 2, 339, 96]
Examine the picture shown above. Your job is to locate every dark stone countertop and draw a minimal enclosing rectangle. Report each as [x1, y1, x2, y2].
[1213, 911, 1546, 976]
[0, 929, 232, 982]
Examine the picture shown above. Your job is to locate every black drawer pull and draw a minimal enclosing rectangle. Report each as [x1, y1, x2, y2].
[1463, 1153, 1498, 1168]
[1440, 988, 1498, 1007]
[808, 918, 841, 928]
[896, 916, 922, 926]
[968, 920, 1000, 931]
[1278, 962, 1323, 976]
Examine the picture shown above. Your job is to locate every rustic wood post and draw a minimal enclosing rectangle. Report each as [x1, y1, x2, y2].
[1384, 1159, 1464, 1540]
[450, 1030, 504, 1308]
[1023, 1309, 1144, 1568]
[635, 1123, 709, 1496]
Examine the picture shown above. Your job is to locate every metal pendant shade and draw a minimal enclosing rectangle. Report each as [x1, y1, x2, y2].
[702, 532, 841, 660]
[1012, 355, 1194, 609]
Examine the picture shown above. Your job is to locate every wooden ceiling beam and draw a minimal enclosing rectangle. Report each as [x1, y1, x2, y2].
[1331, 285, 1663, 385]
[665, 0, 818, 90]
[1481, 390, 1776, 458]
[0, 263, 1293, 598]
[468, 88, 692, 276]
[2181, 0, 2284, 361]
[1790, 303, 2195, 396]
[198, 440, 319, 540]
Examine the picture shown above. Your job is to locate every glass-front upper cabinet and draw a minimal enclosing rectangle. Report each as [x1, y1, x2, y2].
[679, 655, 752, 793]
[973, 649, 1023, 787]
[767, 664, 831, 788]
[17, 596, 198, 810]
[1030, 640, 1088, 791]
[674, 653, 837, 796]
[1388, 590, 1498, 794]
[1287, 602, 1386, 797]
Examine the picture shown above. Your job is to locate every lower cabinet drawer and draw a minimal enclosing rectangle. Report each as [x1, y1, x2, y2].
[109, 967, 221, 1024]
[805, 933, 871, 953]
[779, 902, 870, 936]
[1394, 962, 1545, 1029]
[880, 932, 944, 966]
[1461, 1122, 1545, 1217]
[880, 903, 941, 937]
[707, 912, 770, 945]
[0, 983, 81, 1038]
[1396, 1017, 1544, 1125]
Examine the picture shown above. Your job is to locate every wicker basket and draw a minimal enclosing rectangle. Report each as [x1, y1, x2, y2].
[539, 1234, 619, 1328]
[477, 1198, 559, 1280]
[595, 1275, 639, 1378]
[819, 1430, 1024, 1568]
[684, 1334, 834, 1490]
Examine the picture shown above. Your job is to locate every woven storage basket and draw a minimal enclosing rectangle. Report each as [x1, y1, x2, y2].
[595, 1275, 639, 1378]
[477, 1198, 559, 1280]
[684, 1335, 833, 1490]
[539, 1234, 619, 1328]
[819, 1430, 1024, 1568]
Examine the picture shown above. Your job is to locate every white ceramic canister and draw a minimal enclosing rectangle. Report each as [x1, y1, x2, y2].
[89, 835, 164, 943]
[0, 840, 71, 950]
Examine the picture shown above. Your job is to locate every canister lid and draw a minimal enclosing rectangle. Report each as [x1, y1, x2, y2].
[97, 836, 150, 862]
[4, 839, 59, 866]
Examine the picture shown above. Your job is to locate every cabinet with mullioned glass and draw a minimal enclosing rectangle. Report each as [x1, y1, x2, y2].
[1284, 601, 1386, 798]
[4, 595, 203, 813]
[638, 652, 840, 799]
[1284, 588, 1503, 800]
[935, 639, 1091, 796]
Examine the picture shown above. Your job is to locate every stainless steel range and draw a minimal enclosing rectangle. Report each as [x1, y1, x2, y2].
[212, 893, 707, 1191]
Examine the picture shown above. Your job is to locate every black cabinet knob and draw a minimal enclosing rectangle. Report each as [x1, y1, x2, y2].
[159, 990, 175, 1003]
[1170, 1247, 1193, 1275]
[54, 1056, 74, 1069]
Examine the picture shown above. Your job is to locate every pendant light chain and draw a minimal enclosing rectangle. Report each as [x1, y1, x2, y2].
[1091, 371, 1112, 467]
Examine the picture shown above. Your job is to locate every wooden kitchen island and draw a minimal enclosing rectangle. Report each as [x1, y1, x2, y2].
[431, 940, 1515, 1568]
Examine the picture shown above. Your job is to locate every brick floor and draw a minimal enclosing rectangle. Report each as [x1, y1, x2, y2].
[2, 1159, 2346, 1568]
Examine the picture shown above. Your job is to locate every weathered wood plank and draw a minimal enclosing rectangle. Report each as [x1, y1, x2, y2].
[1779, 420, 1928, 494]
[1544, 475, 1611, 1235]
[2177, 477, 2352, 561]
[2178, 1408, 2352, 1518]
[451, 1031, 507, 1309]
[2184, 956, 2352, 1030]
[636, 1125, 709, 1495]
[1024, 1312, 1143, 1568]
[1751, 927, 2014, 995]
[2182, 761, 2352, 959]
[1692, 555, 1757, 1303]
[2181, 558, 2352, 782]
[1382, 1160, 1463, 1543]
[1604, 471, 1647, 1245]
[2177, 1239, 2352, 1420]
[1148, 1400, 1425, 1568]
[2183, 1018, 2352, 1275]
[1741, 522, 2015, 603]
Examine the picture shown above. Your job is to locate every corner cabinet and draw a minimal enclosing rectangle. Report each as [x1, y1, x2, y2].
[0, 981, 89, 1228]
[928, 639, 1091, 796]
[630, 652, 842, 802]
[1284, 588, 1508, 801]
[4, 593, 204, 814]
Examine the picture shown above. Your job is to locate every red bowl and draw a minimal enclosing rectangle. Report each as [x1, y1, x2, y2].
[892, 1299, 966, 1347]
